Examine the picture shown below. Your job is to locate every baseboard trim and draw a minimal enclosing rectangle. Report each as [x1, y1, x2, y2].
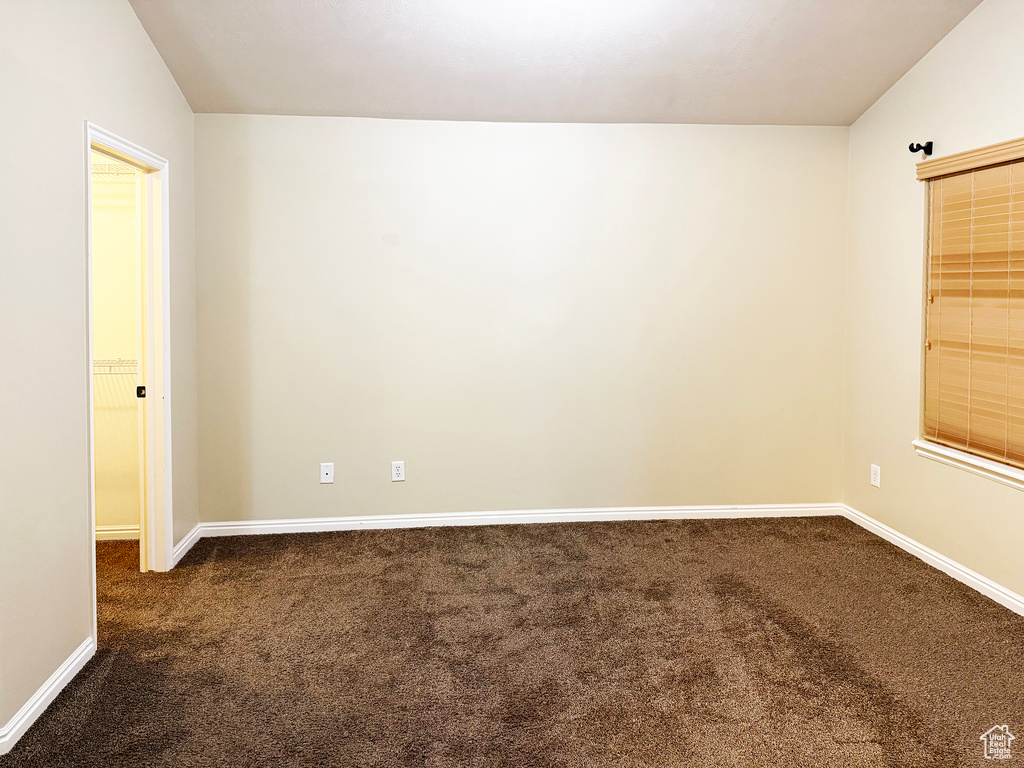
[841, 505, 1024, 617]
[0, 637, 95, 756]
[171, 522, 202, 568]
[196, 503, 843, 539]
[95, 524, 139, 541]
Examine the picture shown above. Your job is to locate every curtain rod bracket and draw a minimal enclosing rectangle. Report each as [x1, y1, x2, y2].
[909, 141, 933, 156]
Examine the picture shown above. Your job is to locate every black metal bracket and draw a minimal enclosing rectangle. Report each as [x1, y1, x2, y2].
[909, 141, 933, 156]
[137, 386, 146, 399]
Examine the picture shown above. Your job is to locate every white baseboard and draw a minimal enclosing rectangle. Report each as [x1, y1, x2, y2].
[171, 522, 202, 568]
[0, 637, 95, 756]
[95, 524, 139, 541]
[841, 505, 1024, 617]
[194, 503, 843, 539]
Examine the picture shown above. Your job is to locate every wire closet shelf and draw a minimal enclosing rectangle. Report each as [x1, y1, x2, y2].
[92, 358, 138, 375]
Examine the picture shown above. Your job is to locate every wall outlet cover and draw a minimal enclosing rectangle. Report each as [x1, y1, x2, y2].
[870, 464, 880, 488]
[321, 462, 334, 484]
[391, 461, 405, 482]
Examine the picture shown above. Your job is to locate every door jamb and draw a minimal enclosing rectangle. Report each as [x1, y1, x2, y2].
[85, 122, 174, 637]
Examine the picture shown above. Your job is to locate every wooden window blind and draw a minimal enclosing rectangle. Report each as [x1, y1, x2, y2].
[921, 142, 1024, 468]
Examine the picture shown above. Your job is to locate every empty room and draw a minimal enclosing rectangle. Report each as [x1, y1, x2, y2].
[2, 0, 1023, 765]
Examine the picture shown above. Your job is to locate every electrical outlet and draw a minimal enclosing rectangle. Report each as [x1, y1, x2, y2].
[391, 461, 405, 482]
[320, 463, 334, 484]
[870, 464, 880, 488]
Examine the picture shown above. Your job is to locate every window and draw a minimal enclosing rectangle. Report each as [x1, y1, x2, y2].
[918, 138, 1024, 470]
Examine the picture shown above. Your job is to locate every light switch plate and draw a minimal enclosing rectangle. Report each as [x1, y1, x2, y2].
[321, 463, 334, 484]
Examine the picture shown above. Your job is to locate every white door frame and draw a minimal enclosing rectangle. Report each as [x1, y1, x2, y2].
[85, 122, 174, 627]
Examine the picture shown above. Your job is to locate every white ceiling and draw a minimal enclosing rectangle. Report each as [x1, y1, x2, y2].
[128, 0, 982, 125]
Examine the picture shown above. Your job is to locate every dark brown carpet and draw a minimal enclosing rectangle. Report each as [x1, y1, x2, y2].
[2, 517, 1021, 767]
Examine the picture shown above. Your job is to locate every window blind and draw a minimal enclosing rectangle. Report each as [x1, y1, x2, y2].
[924, 160, 1024, 467]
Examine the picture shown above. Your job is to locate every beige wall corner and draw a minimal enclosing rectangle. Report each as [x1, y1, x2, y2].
[0, 0, 199, 728]
[844, 0, 1024, 597]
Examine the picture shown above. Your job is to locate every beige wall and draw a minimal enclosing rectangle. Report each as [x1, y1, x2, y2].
[196, 116, 849, 523]
[844, 0, 1024, 596]
[0, 0, 199, 726]
[91, 165, 142, 531]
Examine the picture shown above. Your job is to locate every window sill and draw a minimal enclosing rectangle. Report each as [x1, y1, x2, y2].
[912, 439, 1024, 493]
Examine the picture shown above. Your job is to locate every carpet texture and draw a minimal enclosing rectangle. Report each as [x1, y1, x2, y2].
[2, 517, 1022, 767]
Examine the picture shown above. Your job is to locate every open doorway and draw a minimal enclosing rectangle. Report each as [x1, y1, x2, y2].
[90, 151, 144, 557]
[86, 123, 173, 609]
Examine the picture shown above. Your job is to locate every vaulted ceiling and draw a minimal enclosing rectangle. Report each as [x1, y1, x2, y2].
[129, 0, 982, 125]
